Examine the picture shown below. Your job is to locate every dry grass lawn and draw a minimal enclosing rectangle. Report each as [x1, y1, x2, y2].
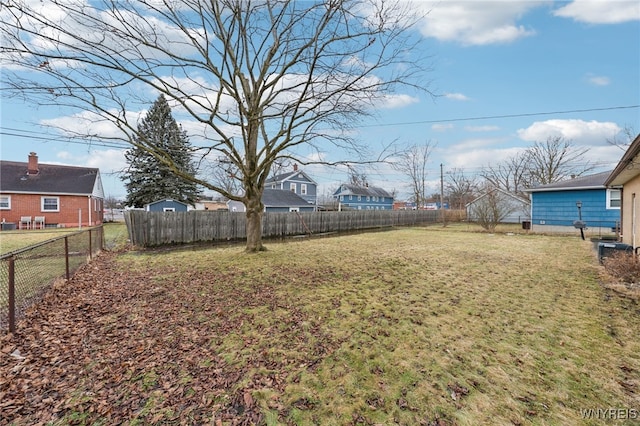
[1, 225, 639, 425]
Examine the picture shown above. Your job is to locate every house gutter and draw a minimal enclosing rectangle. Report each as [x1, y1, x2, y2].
[524, 185, 606, 193]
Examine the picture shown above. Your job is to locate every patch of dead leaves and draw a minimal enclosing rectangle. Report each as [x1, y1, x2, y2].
[1, 251, 338, 425]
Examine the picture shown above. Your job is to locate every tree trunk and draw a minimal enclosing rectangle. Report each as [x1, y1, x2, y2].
[244, 190, 265, 252]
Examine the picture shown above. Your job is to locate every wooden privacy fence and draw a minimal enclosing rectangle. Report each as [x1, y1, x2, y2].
[125, 209, 441, 247]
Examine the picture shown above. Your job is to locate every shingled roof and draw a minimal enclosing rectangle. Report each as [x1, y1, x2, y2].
[0, 156, 103, 196]
[605, 133, 640, 186]
[261, 189, 311, 207]
[334, 184, 392, 198]
[525, 171, 612, 192]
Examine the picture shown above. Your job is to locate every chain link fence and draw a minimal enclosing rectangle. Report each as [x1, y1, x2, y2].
[0, 226, 103, 333]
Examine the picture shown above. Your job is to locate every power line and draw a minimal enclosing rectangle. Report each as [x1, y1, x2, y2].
[0, 131, 129, 150]
[1, 104, 638, 140]
[357, 105, 640, 128]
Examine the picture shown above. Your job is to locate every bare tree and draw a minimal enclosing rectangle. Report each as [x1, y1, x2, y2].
[200, 157, 242, 200]
[525, 136, 594, 186]
[1, 0, 429, 251]
[393, 141, 435, 208]
[468, 187, 518, 232]
[481, 151, 531, 199]
[348, 166, 370, 187]
[445, 168, 478, 210]
[607, 125, 637, 151]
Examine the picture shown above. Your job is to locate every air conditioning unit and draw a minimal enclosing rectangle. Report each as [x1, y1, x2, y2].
[598, 242, 633, 264]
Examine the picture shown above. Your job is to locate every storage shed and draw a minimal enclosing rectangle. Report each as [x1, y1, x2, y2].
[145, 199, 190, 212]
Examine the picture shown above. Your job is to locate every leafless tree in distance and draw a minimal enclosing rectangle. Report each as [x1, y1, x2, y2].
[445, 168, 478, 210]
[393, 140, 435, 208]
[524, 136, 594, 186]
[481, 151, 531, 199]
[468, 187, 518, 232]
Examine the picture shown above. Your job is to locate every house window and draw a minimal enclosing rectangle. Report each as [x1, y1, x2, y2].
[301, 184, 307, 195]
[289, 207, 300, 212]
[340, 195, 344, 201]
[358, 195, 361, 201]
[271, 184, 276, 189]
[607, 188, 621, 209]
[0, 195, 10, 210]
[290, 183, 297, 193]
[41, 196, 59, 212]
[349, 195, 353, 200]
[163, 207, 175, 212]
[367, 196, 370, 201]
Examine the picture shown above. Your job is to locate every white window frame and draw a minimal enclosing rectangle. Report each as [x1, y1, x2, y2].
[290, 182, 297, 193]
[606, 188, 621, 209]
[289, 207, 300, 212]
[0, 195, 11, 210]
[41, 196, 60, 212]
[163, 207, 176, 212]
[301, 183, 307, 195]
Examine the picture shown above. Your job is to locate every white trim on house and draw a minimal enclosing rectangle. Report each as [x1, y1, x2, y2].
[0, 195, 10, 210]
[606, 188, 621, 210]
[41, 196, 60, 212]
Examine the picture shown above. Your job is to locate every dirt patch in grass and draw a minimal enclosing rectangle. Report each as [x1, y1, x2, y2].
[1, 229, 639, 425]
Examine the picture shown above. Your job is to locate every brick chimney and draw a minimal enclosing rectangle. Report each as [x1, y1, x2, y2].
[27, 152, 39, 175]
[293, 163, 298, 172]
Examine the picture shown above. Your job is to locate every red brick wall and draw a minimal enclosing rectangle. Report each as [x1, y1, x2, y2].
[1, 194, 103, 228]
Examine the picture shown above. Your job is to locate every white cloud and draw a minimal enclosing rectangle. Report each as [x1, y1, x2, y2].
[40, 110, 132, 139]
[444, 92, 471, 101]
[415, 1, 542, 45]
[517, 119, 621, 145]
[449, 137, 506, 151]
[464, 125, 500, 132]
[380, 93, 420, 109]
[443, 145, 524, 170]
[553, 0, 640, 24]
[52, 148, 128, 198]
[432, 123, 454, 132]
[586, 74, 611, 86]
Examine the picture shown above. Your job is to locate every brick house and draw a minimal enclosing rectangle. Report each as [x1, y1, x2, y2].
[0, 152, 104, 229]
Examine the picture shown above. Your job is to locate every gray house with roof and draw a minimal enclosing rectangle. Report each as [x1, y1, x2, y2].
[227, 189, 316, 213]
[264, 164, 317, 205]
[333, 184, 394, 210]
[466, 188, 530, 224]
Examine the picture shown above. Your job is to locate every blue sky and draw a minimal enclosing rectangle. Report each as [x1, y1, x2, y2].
[1, 0, 639, 201]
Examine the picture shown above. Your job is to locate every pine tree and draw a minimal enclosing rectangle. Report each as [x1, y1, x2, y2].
[122, 95, 200, 207]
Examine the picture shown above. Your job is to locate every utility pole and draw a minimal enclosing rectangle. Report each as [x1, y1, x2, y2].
[440, 163, 445, 225]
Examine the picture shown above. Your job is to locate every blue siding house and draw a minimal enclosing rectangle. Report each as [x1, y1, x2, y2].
[264, 164, 317, 205]
[333, 184, 394, 210]
[145, 199, 190, 212]
[525, 171, 620, 235]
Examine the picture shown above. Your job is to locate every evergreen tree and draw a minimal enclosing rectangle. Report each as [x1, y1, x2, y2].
[122, 95, 200, 207]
